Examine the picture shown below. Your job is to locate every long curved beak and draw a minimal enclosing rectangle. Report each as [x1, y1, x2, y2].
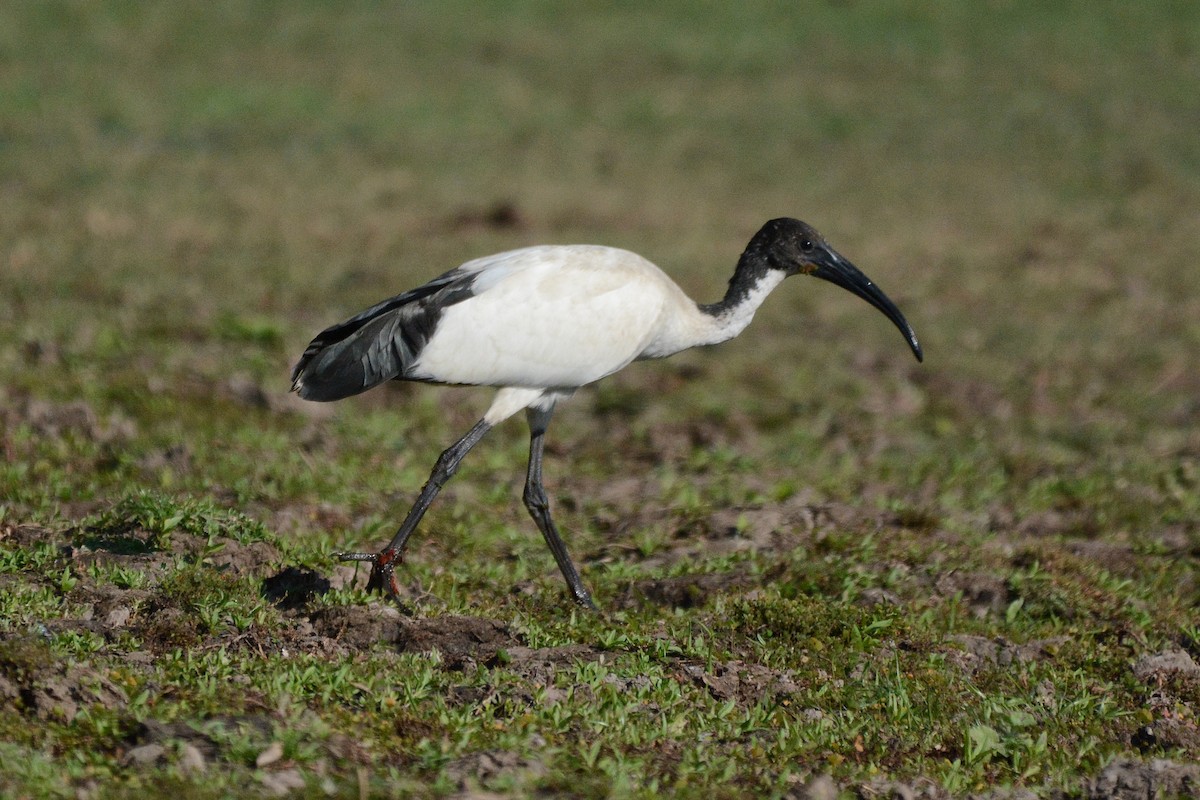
[810, 249, 923, 362]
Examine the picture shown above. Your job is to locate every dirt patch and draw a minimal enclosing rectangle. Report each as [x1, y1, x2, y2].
[931, 572, 1011, 618]
[491, 644, 603, 673]
[912, 370, 1015, 427]
[444, 747, 546, 793]
[309, 605, 517, 667]
[69, 522, 281, 583]
[1, 523, 69, 550]
[1132, 649, 1200, 753]
[614, 568, 759, 610]
[1133, 649, 1200, 683]
[943, 635, 1068, 673]
[7, 397, 137, 443]
[856, 776, 957, 799]
[680, 659, 800, 705]
[482, 645, 609, 712]
[395, 615, 516, 667]
[136, 444, 194, 481]
[308, 604, 407, 651]
[856, 759, 1200, 800]
[119, 713, 311, 785]
[0, 635, 128, 722]
[1081, 758, 1200, 800]
[594, 495, 895, 580]
[1138, 715, 1200, 753]
[1064, 540, 1141, 576]
[5, 518, 522, 674]
[697, 499, 878, 556]
[122, 718, 229, 765]
[268, 502, 353, 540]
[205, 538, 283, 576]
[64, 582, 152, 633]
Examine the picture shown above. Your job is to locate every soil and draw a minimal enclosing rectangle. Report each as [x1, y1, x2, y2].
[3, 507, 1195, 798]
[1, 379, 1196, 800]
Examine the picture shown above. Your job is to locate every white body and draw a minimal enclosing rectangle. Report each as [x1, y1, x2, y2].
[405, 245, 784, 424]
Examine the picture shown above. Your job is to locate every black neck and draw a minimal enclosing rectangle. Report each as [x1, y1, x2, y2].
[698, 249, 772, 318]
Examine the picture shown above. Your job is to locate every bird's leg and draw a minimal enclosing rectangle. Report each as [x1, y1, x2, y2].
[339, 418, 492, 596]
[523, 407, 596, 610]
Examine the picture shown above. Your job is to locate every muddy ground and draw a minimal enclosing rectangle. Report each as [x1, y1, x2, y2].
[3, 482, 1198, 800]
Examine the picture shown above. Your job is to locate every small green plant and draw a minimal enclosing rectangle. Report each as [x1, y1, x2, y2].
[86, 490, 271, 549]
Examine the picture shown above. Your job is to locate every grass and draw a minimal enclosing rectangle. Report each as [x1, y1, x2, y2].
[2, 1, 1199, 797]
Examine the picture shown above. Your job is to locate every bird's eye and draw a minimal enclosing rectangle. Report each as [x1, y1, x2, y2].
[800, 239, 814, 252]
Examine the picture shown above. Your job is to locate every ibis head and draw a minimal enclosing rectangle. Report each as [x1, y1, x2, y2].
[751, 218, 923, 362]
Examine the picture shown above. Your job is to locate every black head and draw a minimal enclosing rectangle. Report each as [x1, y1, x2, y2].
[746, 217, 833, 276]
[748, 217, 923, 362]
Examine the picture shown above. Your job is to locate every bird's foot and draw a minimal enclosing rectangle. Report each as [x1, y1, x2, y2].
[573, 588, 598, 611]
[336, 549, 402, 596]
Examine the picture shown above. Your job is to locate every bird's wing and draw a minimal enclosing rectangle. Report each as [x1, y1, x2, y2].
[407, 247, 672, 389]
[290, 265, 477, 401]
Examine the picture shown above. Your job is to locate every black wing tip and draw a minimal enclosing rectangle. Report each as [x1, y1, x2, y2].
[291, 377, 358, 403]
[289, 362, 358, 402]
[289, 348, 336, 402]
[288, 366, 315, 400]
[289, 345, 319, 397]
[288, 269, 475, 405]
[289, 342, 377, 403]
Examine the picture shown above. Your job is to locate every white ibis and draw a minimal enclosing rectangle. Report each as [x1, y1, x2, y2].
[292, 218, 922, 609]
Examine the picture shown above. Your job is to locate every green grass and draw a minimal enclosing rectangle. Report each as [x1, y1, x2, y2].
[2, 1, 1199, 798]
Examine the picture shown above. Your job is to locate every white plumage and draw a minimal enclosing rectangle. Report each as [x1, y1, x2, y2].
[293, 218, 922, 609]
[412, 246, 677, 398]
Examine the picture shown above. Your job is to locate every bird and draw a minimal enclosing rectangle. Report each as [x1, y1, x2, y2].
[292, 218, 922, 609]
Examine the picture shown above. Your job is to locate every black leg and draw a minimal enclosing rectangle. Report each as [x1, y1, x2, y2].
[523, 406, 596, 609]
[339, 418, 492, 595]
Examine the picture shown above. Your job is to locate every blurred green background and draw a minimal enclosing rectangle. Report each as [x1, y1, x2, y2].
[3, 1, 1197, 508]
